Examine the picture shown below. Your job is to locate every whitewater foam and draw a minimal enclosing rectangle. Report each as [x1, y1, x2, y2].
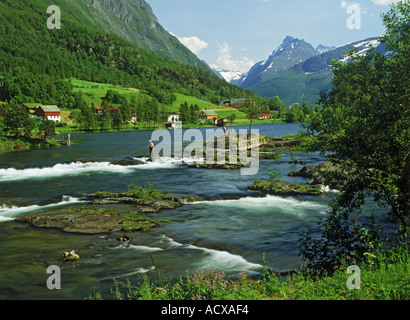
[99, 266, 156, 281]
[0, 162, 139, 182]
[0, 157, 197, 182]
[112, 242, 164, 253]
[0, 196, 86, 222]
[122, 235, 262, 273]
[188, 194, 328, 217]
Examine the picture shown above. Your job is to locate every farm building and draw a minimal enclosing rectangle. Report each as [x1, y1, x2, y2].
[36, 105, 61, 122]
[219, 98, 254, 109]
[24, 103, 40, 117]
[259, 110, 273, 119]
[198, 110, 218, 121]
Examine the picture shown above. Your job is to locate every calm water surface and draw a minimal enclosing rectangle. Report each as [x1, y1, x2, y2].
[0, 123, 337, 299]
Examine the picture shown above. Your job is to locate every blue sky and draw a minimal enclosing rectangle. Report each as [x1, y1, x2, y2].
[146, 0, 400, 73]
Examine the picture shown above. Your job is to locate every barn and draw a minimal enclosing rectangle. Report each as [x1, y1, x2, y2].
[36, 105, 61, 122]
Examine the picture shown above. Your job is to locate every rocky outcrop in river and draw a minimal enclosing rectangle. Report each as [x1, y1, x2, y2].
[17, 188, 185, 235]
[288, 159, 347, 189]
[249, 180, 324, 196]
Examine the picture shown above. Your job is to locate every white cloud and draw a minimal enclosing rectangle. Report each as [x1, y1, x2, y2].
[371, 0, 401, 5]
[174, 35, 208, 55]
[341, 1, 361, 9]
[210, 42, 255, 73]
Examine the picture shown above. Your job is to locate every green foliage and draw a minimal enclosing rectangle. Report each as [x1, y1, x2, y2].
[39, 118, 55, 141]
[243, 95, 260, 132]
[299, 2, 410, 273]
[3, 104, 35, 138]
[268, 168, 282, 182]
[87, 246, 409, 300]
[178, 101, 200, 124]
[126, 183, 170, 200]
[121, 215, 158, 232]
[0, 0, 249, 108]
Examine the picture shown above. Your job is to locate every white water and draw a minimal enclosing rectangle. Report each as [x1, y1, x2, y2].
[104, 235, 262, 280]
[0, 162, 137, 182]
[0, 195, 86, 222]
[2, 125, 324, 299]
[189, 194, 328, 217]
[0, 157, 205, 182]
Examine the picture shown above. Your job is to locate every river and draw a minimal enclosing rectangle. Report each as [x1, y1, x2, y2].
[0, 123, 336, 300]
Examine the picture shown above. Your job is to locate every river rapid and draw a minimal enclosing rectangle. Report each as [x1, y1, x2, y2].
[0, 123, 338, 300]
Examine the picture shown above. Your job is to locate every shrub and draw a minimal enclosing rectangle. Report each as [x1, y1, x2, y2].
[268, 168, 281, 182]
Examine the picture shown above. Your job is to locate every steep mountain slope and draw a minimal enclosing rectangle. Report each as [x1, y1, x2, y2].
[235, 36, 318, 89]
[315, 44, 336, 54]
[50, 0, 212, 72]
[0, 0, 246, 105]
[247, 37, 385, 105]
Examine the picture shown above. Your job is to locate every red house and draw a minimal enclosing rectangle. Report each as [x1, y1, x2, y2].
[36, 105, 61, 122]
[259, 110, 272, 120]
[94, 105, 120, 117]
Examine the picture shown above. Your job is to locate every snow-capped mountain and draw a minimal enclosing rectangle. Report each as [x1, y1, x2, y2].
[211, 37, 338, 85]
[232, 36, 318, 88]
[243, 36, 386, 105]
[301, 37, 385, 74]
[211, 67, 245, 83]
[315, 44, 336, 54]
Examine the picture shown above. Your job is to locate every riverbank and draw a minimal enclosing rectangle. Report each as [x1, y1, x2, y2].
[0, 119, 291, 154]
[0, 134, 66, 153]
[87, 244, 409, 300]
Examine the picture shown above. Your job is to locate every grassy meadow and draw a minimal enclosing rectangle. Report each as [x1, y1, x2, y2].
[64, 78, 283, 132]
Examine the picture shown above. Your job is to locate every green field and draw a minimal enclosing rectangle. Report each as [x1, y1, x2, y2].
[66, 78, 284, 130]
[70, 78, 143, 107]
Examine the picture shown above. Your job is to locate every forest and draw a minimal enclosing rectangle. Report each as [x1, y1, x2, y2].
[0, 0, 248, 107]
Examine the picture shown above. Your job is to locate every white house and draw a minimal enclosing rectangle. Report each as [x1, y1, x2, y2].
[167, 111, 180, 123]
[165, 111, 180, 128]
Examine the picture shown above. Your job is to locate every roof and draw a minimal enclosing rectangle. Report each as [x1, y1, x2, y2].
[23, 103, 41, 109]
[200, 110, 218, 116]
[230, 98, 247, 105]
[95, 106, 120, 111]
[38, 105, 60, 112]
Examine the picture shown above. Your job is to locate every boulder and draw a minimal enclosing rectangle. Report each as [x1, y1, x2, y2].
[63, 250, 79, 262]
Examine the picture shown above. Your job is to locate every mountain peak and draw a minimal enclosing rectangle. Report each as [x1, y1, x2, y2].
[315, 44, 336, 54]
[234, 36, 317, 88]
[283, 35, 298, 43]
[269, 35, 315, 57]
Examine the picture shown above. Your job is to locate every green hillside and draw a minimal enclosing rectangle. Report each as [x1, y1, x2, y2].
[248, 69, 333, 106]
[50, 0, 212, 72]
[0, 0, 248, 107]
[70, 78, 244, 120]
